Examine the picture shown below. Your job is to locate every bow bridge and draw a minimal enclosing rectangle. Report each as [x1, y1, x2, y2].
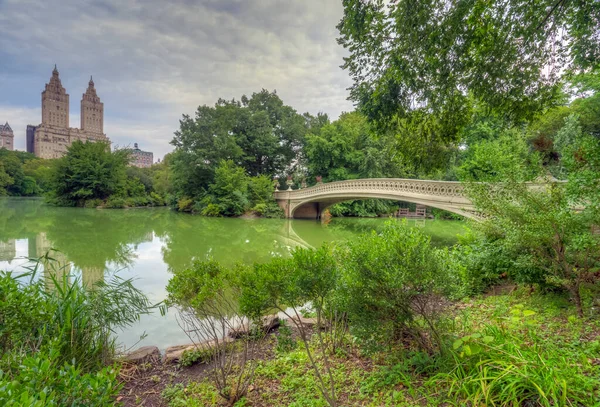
[274, 178, 478, 220]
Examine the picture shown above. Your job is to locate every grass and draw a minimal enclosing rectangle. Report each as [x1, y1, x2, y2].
[160, 289, 600, 407]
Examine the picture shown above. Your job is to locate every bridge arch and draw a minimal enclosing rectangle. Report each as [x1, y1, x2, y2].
[274, 178, 479, 220]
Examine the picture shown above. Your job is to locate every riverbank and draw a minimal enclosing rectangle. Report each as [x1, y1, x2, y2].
[118, 290, 600, 406]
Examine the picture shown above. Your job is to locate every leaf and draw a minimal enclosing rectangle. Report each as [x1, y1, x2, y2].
[471, 333, 481, 339]
[522, 310, 536, 317]
[469, 344, 482, 355]
[482, 336, 494, 344]
[453, 339, 463, 350]
[463, 344, 472, 356]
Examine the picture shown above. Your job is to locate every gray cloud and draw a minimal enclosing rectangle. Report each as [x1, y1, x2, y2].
[0, 0, 354, 158]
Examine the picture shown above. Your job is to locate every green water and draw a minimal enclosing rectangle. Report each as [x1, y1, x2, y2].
[0, 198, 467, 349]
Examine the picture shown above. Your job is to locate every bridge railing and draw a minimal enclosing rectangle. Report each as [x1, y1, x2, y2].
[274, 178, 466, 200]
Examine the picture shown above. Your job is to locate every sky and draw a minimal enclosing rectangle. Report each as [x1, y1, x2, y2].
[0, 0, 354, 160]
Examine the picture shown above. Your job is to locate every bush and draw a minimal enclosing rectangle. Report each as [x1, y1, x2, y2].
[104, 196, 126, 209]
[83, 198, 103, 208]
[248, 175, 275, 206]
[150, 192, 165, 206]
[167, 260, 260, 405]
[461, 126, 600, 316]
[201, 203, 222, 217]
[339, 221, 452, 348]
[251, 202, 284, 218]
[0, 347, 120, 406]
[177, 197, 194, 212]
[0, 258, 153, 406]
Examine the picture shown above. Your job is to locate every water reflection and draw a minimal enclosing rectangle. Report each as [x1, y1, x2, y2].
[0, 198, 467, 349]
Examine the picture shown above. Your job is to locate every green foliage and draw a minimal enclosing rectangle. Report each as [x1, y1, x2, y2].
[304, 111, 403, 216]
[190, 160, 281, 217]
[275, 320, 297, 354]
[340, 221, 453, 347]
[179, 347, 212, 367]
[0, 149, 49, 196]
[337, 0, 600, 144]
[461, 124, 600, 315]
[434, 307, 598, 406]
[458, 130, 541, 182]
[0, 257, 153, 406]
[170, 90, 309, 200]
[166, 259, 231, 312]
[250, 202, 284, 218]
[0, 347, 120, 407]
[47, 141, 129, 206]
[248, 175, 274, 205]
[205, 160, 249, 216]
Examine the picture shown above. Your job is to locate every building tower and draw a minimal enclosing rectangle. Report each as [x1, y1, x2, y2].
[0, 122, 14, 150]
[41, 65, 69, 128]
[80, 76, 104, 134]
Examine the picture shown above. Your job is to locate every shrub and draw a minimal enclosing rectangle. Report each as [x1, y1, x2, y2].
[0, 347, 120, 406]
[251, 202, 284, 218]
[339, 221, 452, 349]
[239, 246, 342, 407]
[177, 197, 194, 212]
[248, 175, 274, 206]
[167, 260, 260, 405]
[104, 196, 126, 209]
[83, 198, 103, 208]
[150, 192, 165, 206]
[461, 127, 600, 316]
[201, 203, 222, 217]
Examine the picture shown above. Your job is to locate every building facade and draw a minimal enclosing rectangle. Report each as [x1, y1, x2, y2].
[28, 66, 110, 159]
[129, 143, 154, 168]
[0, 122, 14, 150]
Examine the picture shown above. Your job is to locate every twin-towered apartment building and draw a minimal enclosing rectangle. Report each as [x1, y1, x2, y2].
[1, 66, 154, 168]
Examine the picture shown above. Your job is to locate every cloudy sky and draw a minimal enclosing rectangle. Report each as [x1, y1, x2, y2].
[0, 0, 354, 160]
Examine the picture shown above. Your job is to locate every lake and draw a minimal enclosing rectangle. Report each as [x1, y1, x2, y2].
[0, 197, 468, 350]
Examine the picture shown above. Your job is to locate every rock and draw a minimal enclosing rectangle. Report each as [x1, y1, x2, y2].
[163, 344, 196, 363]
[228, 315, 280, 338]
[289, 316, 325, 329]
[163, 338, 234, 364]
[262, 314, 280, 331]
[124, 345, 161, 364]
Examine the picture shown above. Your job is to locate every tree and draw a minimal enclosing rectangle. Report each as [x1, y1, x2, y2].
[48, 141, 129, 206]
[170, 90, 309, 200]
[304, 112, 404, 216]
[460, 127, 600, 316]
[0, 149, 40, 196]
[337, 0, 600, 144]
[202, 160, 249, 216]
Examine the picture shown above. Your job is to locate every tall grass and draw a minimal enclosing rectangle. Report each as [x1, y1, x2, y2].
[1, 252, 156, 373]
[431, 325, 598, 406]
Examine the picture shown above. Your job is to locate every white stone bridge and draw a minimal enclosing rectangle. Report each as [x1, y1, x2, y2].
[274, 178, 478, 220]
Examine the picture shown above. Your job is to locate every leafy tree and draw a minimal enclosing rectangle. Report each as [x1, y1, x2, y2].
[48, 141, 129, 206]
[171, 90, 309, 200]
[0, 149, 41, 196]
[304, 112, 403, 216]
[460, 127, 600, 316]
[305, 112, 399, 181]
[239, 245, 341, 407]
[340, 221, 452, 347]
[337, 0, 600, 145]
[200, 160, 249, 217]
[458, 130, 541, 182]
[22, 158, 55, 193]
[0, 162, 13, 195]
